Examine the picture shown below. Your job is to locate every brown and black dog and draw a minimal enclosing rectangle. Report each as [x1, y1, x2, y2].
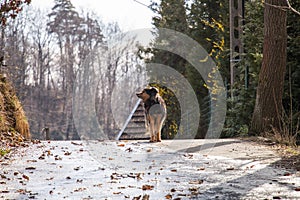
[136, 87, 166, 142]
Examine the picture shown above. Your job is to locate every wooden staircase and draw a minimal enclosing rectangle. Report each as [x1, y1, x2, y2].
[116, 99, 149, 140]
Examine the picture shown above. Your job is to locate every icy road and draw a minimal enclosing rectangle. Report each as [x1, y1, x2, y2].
[1, 139, 300, 200]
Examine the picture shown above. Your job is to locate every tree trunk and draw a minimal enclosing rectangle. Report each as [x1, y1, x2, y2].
[251, 0, 287, 134]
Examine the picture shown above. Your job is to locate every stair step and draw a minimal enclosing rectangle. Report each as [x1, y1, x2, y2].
[126, 124, 145, 128]
[130, 117, 145, 122]
[124, 128, 146, 134]
[120, 133, 150, 140]
[118, 100, 149, 140]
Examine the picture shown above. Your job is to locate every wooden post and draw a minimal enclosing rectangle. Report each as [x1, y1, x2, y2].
[44, 127, 50, 140]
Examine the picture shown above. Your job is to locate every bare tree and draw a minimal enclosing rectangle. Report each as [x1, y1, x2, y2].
[47, 0, 84, 139]
[4, 10, 30, 99]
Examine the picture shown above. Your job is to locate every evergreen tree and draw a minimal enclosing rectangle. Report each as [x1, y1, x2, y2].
[187, 0, 229, 138]
[146, 0, 229, 138]
[151, 0, 188, 75]
[145, 0, 189, 138]
[285, 1, 300, 109]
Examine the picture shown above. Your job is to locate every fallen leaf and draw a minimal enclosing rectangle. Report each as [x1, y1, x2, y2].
[38, 154, 45, 160]
[93, 183, 102, 187]
[142, 184, 154, 190]
[74, 187, 86, 192]
[295, 187, 300, 191]
[170, 188, 176, 192]
[171, 169, 177, 172]
[64, 151, 72, 156]
[165, 194, 172, 199]
[142, 194, 150, 200]
[197, 167, 205, 171]
[189, 187, 198, 192]
[132, 195, 141, 200]
[283, 172, 292, 176]
[184, 154, 193, 159]
[226, 167, 235, 170]
[74, 166, 81, 171]
[26, 160, 37, 163]
[71, 142, 82, 146]
[111, 174, 118, 180]
[117, 143, 125, 147]
[25, 167, 36, 170]
[16, 189, 29, 194]
[22, 174, 29, 181]
[113, 191, 122, 194]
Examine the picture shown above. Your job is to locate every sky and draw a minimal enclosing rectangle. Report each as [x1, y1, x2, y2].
[31, 0, 155, 31]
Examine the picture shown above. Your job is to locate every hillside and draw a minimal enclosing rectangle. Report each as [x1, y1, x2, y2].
[0, 74, 30, 149]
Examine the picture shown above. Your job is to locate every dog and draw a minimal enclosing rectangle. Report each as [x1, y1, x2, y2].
[136, 87, 166, 142]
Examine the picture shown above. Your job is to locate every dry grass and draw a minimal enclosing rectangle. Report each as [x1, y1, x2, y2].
[13, 97, 30, 139]
[0, 74, 30, 141]
[263, 112, 299, 147]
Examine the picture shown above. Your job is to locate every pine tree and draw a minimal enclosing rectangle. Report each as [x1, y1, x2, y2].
[187, 0, 228, 138]
[251, 0, 288, 133]
[146, 0, 189, 138]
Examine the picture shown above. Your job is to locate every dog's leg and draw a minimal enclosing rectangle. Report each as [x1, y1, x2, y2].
[156, 115, 162, 142]
[149, 115, 155, 142]
[145, 114, 150, 135]
[151, 115, 161, 142]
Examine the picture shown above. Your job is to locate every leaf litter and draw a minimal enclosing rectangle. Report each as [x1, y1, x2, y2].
[0, 139, 299, 199]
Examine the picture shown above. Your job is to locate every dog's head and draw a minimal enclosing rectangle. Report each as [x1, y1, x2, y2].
[136, 87, 159, 102]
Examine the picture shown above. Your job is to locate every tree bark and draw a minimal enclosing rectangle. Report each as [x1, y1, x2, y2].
[251, 0, 287, 134]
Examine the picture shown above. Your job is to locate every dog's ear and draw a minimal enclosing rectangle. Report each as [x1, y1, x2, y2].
[149, 87, 158, 101]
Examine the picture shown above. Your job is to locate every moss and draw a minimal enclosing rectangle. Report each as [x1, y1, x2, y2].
[0, 148, 10, 157]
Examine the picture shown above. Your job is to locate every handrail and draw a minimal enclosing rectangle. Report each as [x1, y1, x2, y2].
[115, 99, 142, 140]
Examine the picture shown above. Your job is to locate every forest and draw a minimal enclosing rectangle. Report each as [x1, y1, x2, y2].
[0, 0, 300, 146]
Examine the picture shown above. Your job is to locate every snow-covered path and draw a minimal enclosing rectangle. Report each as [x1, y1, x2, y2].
[1, 139, 300, 199]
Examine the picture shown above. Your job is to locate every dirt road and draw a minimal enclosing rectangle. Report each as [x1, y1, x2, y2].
[1, 139, 300, 199]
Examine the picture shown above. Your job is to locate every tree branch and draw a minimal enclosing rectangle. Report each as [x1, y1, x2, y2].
[286, 0, 300, 16]
[264, 0, 300, 16]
